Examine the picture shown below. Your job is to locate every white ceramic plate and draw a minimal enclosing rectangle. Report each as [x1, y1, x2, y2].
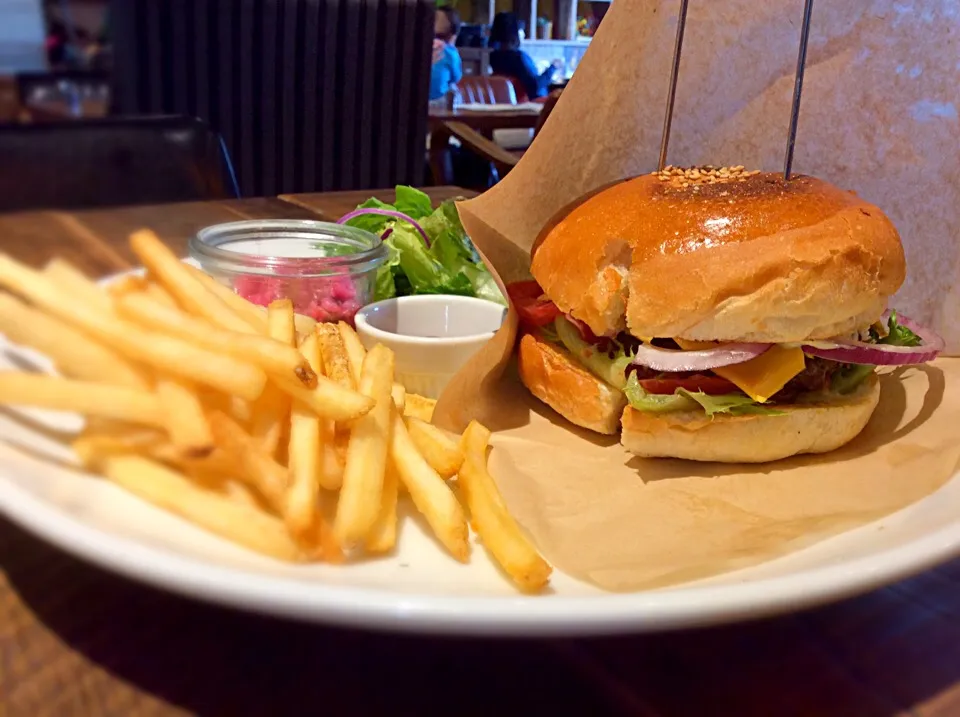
[2, 323, 960, 636]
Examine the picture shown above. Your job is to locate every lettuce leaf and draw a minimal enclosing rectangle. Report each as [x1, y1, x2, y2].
[675, 389, 786, 417]
[394, 185, 434, 219]
[373, 237, 401, 300]
[834, 310, 916, 394]
[361, 187, 505, 304]
[624, 374, 697, 413]
[831, 364, 875, 394]
[624, 373, 786, 417]
[343, 197, 397, 234]
[538, 322, 560, 344]
[388, 225, 473, 297]
[881, 310, 922, 347]
[556, 316, 632, 390]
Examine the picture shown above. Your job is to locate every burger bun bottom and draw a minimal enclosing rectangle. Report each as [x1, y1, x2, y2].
[621, 374, 880, 463]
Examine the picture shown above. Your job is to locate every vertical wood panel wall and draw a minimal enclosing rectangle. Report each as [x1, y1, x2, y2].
[112, 0, 434, 197]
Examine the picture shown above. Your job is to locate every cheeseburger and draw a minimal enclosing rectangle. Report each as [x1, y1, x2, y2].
[509, 166, 944, 463]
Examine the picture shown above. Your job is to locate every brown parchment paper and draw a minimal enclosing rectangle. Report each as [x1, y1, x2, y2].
[432, 0, 960, 591]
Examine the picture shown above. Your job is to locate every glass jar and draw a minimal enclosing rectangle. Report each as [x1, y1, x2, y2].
[189, 219, 388, 326]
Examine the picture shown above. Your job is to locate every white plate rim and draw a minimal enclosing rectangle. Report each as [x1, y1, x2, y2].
[2, 463, 959, 636]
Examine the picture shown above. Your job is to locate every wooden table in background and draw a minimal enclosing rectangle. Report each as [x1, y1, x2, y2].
[3, 188, 960, 716]
[23, 97, 110, 122]
[427, 107, 542, 186]
[428, 107, 543, 133]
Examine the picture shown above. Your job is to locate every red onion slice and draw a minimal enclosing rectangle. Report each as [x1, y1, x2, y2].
[800, 312, 944, 365]
[566, 316, 603, 343]
[630, 342, 771, 372]
[337, 208, 430, 248]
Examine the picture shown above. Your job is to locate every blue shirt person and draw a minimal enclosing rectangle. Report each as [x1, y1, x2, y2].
[429, 6, 463, 101]
[488, 12, 555, 100]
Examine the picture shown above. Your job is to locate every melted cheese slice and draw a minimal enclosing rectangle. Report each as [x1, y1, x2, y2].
[673, 339, 806, 403]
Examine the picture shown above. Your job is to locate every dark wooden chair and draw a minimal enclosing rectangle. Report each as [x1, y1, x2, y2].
[455, 75, 521, 105]
[110, 0, 435, 197]
[0, 115, 239, 213]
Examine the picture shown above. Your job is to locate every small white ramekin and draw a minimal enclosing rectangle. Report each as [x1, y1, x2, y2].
[353, 295, 507, 399]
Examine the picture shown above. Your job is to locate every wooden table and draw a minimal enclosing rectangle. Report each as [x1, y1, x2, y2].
[23, 97, 110, 122]
[3, 189, 960, 716]
[427, 107, 543, 186]
[428, 107, 543, 133]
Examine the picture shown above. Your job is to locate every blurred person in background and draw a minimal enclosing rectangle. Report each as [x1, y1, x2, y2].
[489, 12, 556, 101]
[429, 5, 462, 101]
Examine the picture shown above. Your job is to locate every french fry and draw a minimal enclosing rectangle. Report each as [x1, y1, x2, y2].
[226, 396, 254, 425]
[41, 258, 113, 314]
[220, 480, 263, 509]
[183, 263, 268, 332]
[0, 256, 267, 400]
[176, 458, 263, 509]
[96, 454, 304, 562]
[389, 407, 469, 561]
[208, 411, 289, 513]
[247, 299, 297, 455]
[250, 389, 288, 457]
[144, 277, 180, 308]
[391, 383, 406, 413]
[114, 293, 317, 387]
[196, 389, 253, 426]
[334, 344, 394, 547]
[267, 299, 296, 343]
[311, 324, 348, 489]
[365, 464, 399, 553]
[459, 421, 552, 592]
[155, 377, 214, 456]
[404, 393, 437, 423]
[273, 374, 376, 422]
[317, 417, 344, 490]
[174, 447, 245, 476]
[315, 323, 355, 390]
[130, 229, 255, 334]
[293, 313, 317, 337]
[0, 373, 165, 427]
[106, 274, 149, 299]
[0, 292, 148, 389]
[71, 427, 167, 465]
[405, 417, 464, 480]
[337, 321, 366, 387]
[284, 333, 323, 537]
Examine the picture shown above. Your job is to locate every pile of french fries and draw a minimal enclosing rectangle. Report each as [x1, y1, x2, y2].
[0, 230, 551, 593]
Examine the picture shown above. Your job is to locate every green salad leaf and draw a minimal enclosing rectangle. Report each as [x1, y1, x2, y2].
[831, 364, 875, 394]
[880, 310, 922, 347]
[343, 197, 397, 234]
[538, 322, 560, 345]
[624, 374, 697, 413]
[394, 185, 434, 219]
[555, 316, 631, 390]
[833, 309, 920, 394]
[675, 389, 786, 417]
[624, 373, 786, 417]
[350, 186, 506, 305]
[391, 224, 473, 296]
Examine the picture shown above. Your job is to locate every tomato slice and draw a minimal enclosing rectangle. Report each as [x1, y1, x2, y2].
[506, 280, 562, 328]
[639, 375, 739, 395]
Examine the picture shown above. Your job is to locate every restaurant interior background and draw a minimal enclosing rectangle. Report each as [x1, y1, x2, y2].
[0, 0, 609, 207]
